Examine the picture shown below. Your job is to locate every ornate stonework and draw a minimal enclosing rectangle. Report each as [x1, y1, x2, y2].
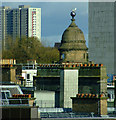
[59, 10, 88, 63]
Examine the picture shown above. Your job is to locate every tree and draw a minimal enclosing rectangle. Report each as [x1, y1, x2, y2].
[2, 36, 60, 64]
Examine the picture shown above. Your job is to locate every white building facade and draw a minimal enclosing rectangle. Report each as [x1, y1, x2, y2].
[22, 69, 37, 87]
[60, 69, 78, 108]
[28, 8, 41, 40]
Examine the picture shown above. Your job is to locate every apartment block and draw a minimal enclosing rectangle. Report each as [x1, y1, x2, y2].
[1, 5, 41, 50]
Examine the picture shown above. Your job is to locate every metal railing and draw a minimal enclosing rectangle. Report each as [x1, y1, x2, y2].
[25, 81, 33, 87]
[0, 98, 30, 106]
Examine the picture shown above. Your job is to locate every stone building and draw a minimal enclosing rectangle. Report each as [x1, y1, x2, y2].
[71, 93, 108, 116]
[2, 64, 16, 83]
[33, 11, 108, 114]
[59, 10, 88, 63]
[1, 59, 22, 85]
[34, 63, 108, 110]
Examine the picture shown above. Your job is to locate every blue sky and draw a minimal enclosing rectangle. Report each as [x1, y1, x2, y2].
[2, 2, 88, 47]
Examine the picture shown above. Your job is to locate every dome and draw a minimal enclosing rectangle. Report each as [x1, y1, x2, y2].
[59, 12, 88, 51]
[59, 10, 88, 63]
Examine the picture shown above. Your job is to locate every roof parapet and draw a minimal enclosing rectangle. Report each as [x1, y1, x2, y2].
[75, 93, 106, 99]
[1, 64, 14, 68]
[37, 63, 104, 68]
[12, 94, 31, 98]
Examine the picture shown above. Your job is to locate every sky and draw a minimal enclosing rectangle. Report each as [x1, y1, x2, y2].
[1, 1, 88, 47]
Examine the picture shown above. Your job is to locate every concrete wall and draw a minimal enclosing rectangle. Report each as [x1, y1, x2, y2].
[79, 67, 100, 94]
[89, 2, 114, 74]
[79, 77, 100, 94]
[2, 65, 16, 83]
[35, 68, 60, 91]
[72, 98, 98, 114]
[34, 90, 55, 108]
[37, 68, 60, 77]
[35, 77, 60, 91]
[1, 106, 39, 119]
[60, 69, 78, 108]
[79, 66, 107, 95]
[72, 97, 107, 115]
[2, 67, 10, 82]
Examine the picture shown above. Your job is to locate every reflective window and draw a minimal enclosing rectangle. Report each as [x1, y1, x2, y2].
[6, 92, 10, 98]
[2, 92, 5, 99]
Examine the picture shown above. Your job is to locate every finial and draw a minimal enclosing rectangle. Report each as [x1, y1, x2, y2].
[70, 8, 77, 21]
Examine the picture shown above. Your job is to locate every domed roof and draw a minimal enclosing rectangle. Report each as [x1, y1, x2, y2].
[59, 11, 88, 51]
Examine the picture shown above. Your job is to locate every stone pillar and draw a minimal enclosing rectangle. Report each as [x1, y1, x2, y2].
[60, 69, 78, 108]
[100, 67, 107, 95]
[100, 98, 107, 116]
[10, 66, 16, 83]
